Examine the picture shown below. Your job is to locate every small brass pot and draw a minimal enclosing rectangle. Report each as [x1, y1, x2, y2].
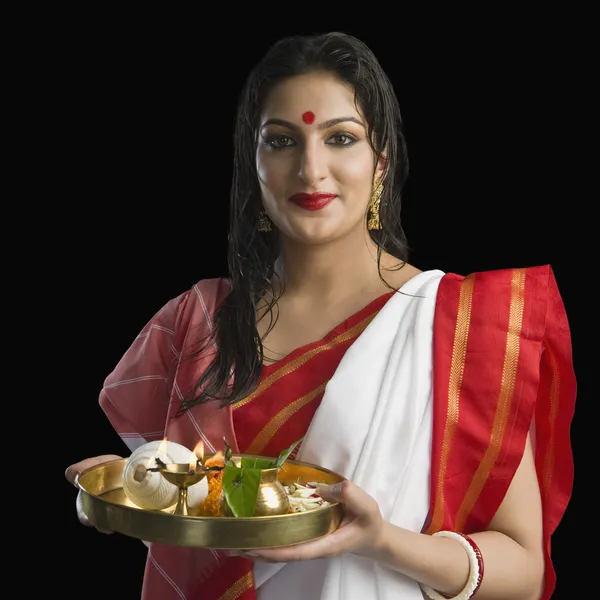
[220, 466, 290, 517]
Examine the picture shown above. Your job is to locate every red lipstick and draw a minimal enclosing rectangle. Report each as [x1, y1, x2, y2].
[288, 192, 337, 211]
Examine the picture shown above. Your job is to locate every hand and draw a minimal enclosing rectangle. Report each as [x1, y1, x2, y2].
[231, 480, 385, 563]
[65, 455, 122, 534]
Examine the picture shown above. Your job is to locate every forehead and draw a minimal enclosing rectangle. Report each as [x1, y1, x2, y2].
[261, 72, 359, 122]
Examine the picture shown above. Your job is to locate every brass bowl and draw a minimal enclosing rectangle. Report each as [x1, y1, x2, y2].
[220, 459, 290, 517]
[76, 454, 345, 549]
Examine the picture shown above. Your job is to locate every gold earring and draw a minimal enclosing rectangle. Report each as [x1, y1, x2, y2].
[258, 210, 272, 232]
[368, 179, 384, 230]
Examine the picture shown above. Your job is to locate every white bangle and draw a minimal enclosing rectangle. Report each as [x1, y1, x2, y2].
[420, 531, 482, 600]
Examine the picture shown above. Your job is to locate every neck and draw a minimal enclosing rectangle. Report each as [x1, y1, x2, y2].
[275, 230, 392, 300]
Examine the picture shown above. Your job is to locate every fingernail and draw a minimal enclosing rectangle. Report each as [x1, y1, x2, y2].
[317, 483, 341, 494]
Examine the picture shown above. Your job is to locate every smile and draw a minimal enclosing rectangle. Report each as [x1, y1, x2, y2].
[288, 193, 337, 211]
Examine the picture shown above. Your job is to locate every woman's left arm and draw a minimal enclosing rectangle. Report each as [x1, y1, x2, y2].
[371, 431, 545, 600]
[249, 432, 544, 600]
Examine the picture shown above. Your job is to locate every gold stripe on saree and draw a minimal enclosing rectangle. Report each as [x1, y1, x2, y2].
[426, 274, 475, 534]
[217, 572, 254, 600]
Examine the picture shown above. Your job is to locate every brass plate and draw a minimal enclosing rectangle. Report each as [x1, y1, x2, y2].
[77, 456, 345, 549]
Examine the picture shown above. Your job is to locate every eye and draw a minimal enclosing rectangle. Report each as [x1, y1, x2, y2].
[265, 134, 296, 149]
[327, 133, 357, 146]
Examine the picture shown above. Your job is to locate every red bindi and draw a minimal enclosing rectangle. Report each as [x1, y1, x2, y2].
[302, 111, 316, 124]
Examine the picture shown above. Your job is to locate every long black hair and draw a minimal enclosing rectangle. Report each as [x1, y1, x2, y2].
[176, 31, 410, 414]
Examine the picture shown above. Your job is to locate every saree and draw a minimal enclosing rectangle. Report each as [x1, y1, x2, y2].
[98, 265, 576, 600]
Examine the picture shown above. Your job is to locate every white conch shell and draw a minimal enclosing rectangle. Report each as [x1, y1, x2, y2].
[122, 440, 208, 510]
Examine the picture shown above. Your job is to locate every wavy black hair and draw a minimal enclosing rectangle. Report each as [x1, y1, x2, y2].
[176, 31, 410, 414]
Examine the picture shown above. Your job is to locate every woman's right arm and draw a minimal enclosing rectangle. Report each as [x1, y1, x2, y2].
[64, 291, 190, 529]
[98, 291, 190, 453]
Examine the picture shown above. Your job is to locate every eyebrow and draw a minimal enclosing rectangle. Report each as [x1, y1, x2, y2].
[260, 116, 364, 131]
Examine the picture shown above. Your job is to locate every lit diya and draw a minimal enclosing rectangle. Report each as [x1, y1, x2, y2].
[121, 439, 216, 513]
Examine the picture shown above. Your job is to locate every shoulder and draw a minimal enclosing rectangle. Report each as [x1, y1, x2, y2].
[185, 277, 232, 307]
[441, 263, 553, 281]
[434, 264, 567, 337]
[170, 277, 232, 331]
[154, 277, 230, 315]
[438, 264, 558, 297]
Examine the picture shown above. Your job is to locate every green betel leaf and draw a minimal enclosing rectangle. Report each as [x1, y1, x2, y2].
[240, 457, 273, 469]
[221, 466, 262, 517]
[274, 437, 304, 468]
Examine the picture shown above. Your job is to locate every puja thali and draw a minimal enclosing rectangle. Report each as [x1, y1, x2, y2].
[76, 455, 345, 549]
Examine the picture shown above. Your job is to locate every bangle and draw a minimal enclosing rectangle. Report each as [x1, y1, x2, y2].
[420, 531, 484, 600]
[461, 533, 484, 594]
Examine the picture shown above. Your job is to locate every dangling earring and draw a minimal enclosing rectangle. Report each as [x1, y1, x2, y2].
[258, 210, 272, 232]
[368, 178, 384, 230]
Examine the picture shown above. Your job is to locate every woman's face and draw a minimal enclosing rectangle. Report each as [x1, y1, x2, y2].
[256, 71, 384, 245]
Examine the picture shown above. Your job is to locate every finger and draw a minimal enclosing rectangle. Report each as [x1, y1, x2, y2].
[76, 491, 92, 527]
[76, 491, 114, 534]
[65, 455, 122, 487]
[316, 480, 379, 518]
[251, 522, 362, 562]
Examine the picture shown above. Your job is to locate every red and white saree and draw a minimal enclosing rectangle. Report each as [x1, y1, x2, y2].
[99, 265, 575, 600]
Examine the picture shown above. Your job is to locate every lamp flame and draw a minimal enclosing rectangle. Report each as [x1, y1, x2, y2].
[189, 440, 204, 472]
[193, 440, 205, 464]
[148, 437, 170, 468]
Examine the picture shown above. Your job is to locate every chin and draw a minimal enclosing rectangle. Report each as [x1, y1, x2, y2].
[282, 221, 351, 246]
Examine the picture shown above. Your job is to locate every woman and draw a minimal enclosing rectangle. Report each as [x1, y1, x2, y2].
[65, 32, 576, 600]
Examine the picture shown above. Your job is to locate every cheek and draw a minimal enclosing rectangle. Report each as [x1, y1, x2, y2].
[256, 149, 267, 178]
[256, 150, 267, 183]
[334, 150, 375, 185]
[256, 151, 285, 190]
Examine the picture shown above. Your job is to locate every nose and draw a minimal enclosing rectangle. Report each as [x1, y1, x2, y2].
[298, 139, 328, 186]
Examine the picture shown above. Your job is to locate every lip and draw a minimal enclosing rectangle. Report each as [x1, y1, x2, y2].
[288, 192, 337, 211]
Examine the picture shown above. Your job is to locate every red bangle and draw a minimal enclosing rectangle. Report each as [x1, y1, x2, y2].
[421, 530, 485, 600]
[458, 533, 484, 594]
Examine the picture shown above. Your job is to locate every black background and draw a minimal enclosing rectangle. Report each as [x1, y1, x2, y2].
[34, 12, 592, 599]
